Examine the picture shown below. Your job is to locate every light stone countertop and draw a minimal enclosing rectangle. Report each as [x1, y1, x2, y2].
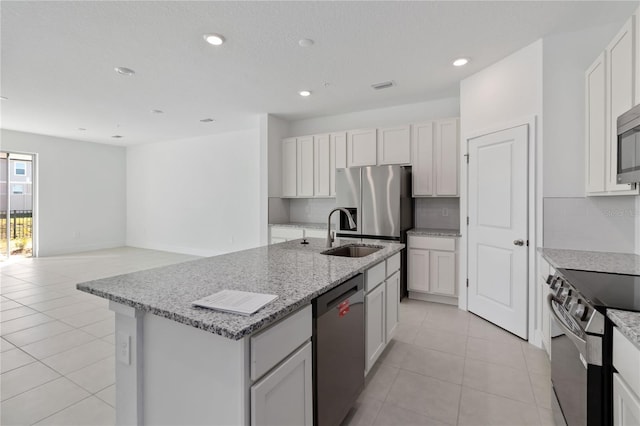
[77, 238, 403, 340]
[407, 228, 461, 237]
[269, 222, 330, 230]
[538, 248, 640, 275]
[608, 309, 640, 350]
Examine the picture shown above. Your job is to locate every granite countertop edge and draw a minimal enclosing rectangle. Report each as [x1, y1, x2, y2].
[407, 228, 461, 237]
[77, 240, 403, 341]
[269, 222, 331, 230]
[537, 247, 640, 276]
[607, 309, 640, 349]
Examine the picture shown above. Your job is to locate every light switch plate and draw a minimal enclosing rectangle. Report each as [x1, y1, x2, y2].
[116, 331, 130, 365]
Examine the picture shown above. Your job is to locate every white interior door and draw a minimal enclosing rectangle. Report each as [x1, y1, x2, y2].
[467, 125, 528, 339]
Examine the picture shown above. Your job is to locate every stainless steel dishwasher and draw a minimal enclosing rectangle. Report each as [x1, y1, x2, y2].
[313, 273, 365, 426]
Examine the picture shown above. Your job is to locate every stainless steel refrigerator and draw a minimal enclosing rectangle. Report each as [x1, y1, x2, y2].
[335, 165, 413, 297]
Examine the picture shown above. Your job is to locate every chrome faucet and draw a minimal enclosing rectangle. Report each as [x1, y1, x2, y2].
[327, 208, 356, 248]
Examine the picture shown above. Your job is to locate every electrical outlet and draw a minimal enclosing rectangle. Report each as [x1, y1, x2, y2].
[442, 208, 449, 217]
[116, 331, 130, 365]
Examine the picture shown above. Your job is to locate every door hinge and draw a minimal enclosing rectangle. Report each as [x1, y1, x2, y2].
[464, 154, 469, 164]
[466, 278, 469, 288]
[527, 240, 529, 247]
[467, 217, 469, 225]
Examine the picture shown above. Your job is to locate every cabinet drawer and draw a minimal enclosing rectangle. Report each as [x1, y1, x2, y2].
[613, 327, 640, 398]
[386, 253, 400, 275]
[251, 305, 312, 381]
[408, 236, 455, 251]
[271, 227, 304, 240]
[366, 261, 386, 292]
[304, 228, 326, 239]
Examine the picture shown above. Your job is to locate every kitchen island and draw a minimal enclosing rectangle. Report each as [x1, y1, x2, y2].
[77, 238, 404, 425]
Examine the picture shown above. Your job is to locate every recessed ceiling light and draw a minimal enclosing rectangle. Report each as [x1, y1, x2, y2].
[114, 67, 135, 76]
[200, 118, 215, 123]
[299, 90, 311, 97]
[371, 81, 395, 90]
[453, 58, 469, 67]
[203, 33, 225, 46]
[111, 135, 123, 138]
[298, 38, 314, 47]
[151, 109, 164, 114]
[0, 96, 7, 100]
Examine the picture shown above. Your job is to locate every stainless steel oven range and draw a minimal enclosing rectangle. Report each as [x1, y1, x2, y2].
[547, 268, 640, 426]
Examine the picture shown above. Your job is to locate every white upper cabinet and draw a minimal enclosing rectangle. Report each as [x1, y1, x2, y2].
[377, 125, 411, 165]
[585, 16, 638, 196]
[412, 122, 435, 196]
[297, 136, 315, 197]
[331, 132, 346, 196]
[347, 128, 377, 167]
[412, 119, 459, 197]
[435, 119, 459, 196]
[282, 138, 297, 197]
[585, 53, 607, 194]
[314, 134, 331, 197]
[606, 17, 637, 193]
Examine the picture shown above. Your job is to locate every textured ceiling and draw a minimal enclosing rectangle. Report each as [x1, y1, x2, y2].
[0, 1, 637, 145]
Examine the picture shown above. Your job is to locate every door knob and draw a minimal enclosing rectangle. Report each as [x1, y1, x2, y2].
[513, 239, 525, 246]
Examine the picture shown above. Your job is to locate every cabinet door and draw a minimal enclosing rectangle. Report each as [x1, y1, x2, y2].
[385, 271, 400, 342]
[347, 129, 377, 167]
[606, 18, 637, 193]
[435, 119, 459, 196]
[365, 283, 386, 372]
[330, 132, 346, 197]
[429, 251, 456, 296]
[377, 125, 411, 165]
[282, 138, 297, 197]
[411, 122, 435, 196]
[585, 53, 607, 194]
[297, 136, 315, 197]
[314, 134, 331, 197]
[613, 373, 640, 426]
[251, 341, 313, 426]
[408, 249, 430, 293]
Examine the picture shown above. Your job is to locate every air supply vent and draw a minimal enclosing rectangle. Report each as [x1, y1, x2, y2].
[371, 80, 395, 90]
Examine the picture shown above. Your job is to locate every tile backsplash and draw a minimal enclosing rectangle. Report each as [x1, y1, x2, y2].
[289, 198, 337, 223]
[543, 196, 636, 253]
[414, 198, 460, 230]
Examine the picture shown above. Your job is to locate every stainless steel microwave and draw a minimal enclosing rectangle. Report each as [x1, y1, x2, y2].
[617, 103, 640, 184]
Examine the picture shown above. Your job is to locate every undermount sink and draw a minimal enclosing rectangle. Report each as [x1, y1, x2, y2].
[321, 244, 383, 258]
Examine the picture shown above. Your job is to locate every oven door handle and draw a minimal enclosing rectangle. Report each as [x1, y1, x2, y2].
[547, 294, 587, 358]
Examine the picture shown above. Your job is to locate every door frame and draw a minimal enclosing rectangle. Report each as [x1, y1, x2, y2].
[458, 115, 542, 347]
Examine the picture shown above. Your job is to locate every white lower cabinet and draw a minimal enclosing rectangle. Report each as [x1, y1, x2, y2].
[365, 283, 386, 373]
[269, 226, 327, 244]
[613, 373, 640, 426]
[251, 341, 313, 426]
[385, 271, 400, 341]
[408, 235, 457, 301]
[612, 326, 640, 426]
[364, 254, 401, 374]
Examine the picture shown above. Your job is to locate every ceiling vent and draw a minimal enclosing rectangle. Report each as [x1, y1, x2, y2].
[371, 80, 395, 90]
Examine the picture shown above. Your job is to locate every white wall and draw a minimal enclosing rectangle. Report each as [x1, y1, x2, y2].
[288, 97, 460, 136]
[126, 129, 261, 257]
[1, 129, 126, 256]
[459, 39, 543, 344]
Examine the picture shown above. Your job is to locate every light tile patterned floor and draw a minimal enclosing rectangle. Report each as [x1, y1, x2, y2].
[0, 248, 198, 425]
[344, 300, 554, 426]
[2, 248, 553, 425]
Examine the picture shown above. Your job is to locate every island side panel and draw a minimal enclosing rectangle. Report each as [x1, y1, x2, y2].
[143, 313, 250, 426]
[111, 301, 145, 426]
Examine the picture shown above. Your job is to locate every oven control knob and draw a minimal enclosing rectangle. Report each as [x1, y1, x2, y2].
[560, 287, 571, 299]
[546, 275, 554, 285]
[574, 304, 588, 321]
[550, 277, 560, 290]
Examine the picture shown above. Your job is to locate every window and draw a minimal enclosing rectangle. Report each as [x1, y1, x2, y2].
[12, 184, 23, 194]
[14, 162, 26, 176]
